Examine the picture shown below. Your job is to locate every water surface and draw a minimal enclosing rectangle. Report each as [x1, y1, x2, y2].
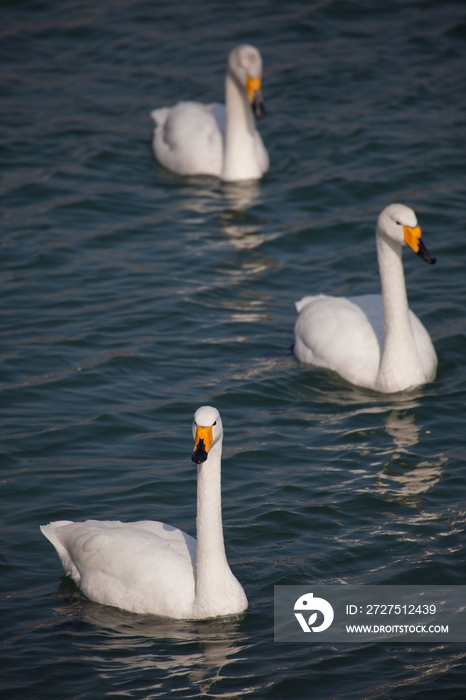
[1, 1, 466, 698]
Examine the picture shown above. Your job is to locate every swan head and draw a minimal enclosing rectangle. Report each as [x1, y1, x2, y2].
[377, 204, 436, 264]
[228, 44, 265, 118]
[191, 406, 223, 464]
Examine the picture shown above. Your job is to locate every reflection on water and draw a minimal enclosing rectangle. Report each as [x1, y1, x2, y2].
[294, 391, 446, 504]
[220, 210, 270, 251]
[222, 181, 261, 211]
[377, 406, 446, 501]
[177, 178, 277, 253]
[383, 409, 419, 450]
[220, 181, 277, 251]
[376, 456, 446, 501]
[222, 220, 264, 250]
[308, 377, 429, 409]
[56, 585, 247, 697]
[180, 179, 261, 216]
[297, 393, 422, 449]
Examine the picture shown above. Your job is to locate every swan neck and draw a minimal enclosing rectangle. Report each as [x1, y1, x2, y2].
[195, 439, 230, 598]
[377, 231, 410, 322]
[223, 71, 260, 181]
[376, 229, 420, 390]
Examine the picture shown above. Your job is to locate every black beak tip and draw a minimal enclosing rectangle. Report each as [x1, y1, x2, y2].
[417, 249, 436, 265]
[252, 98, 265, 119]
[416, 239, 436, 265]
[191, 438, 208, 464]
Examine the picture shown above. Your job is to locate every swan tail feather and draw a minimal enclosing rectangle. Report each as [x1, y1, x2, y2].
[150, 108, 170, 126]
[41, 521, 81, 584]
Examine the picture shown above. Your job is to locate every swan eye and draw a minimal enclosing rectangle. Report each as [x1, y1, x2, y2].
[213, 421, 217, 426]
[395, 221, 401, 225]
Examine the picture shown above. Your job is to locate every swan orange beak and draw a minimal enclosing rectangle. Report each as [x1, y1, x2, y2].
[192, 425, 213, 464]
[245, 76, 265, 118]
[403, 224, 422, 252]
[403, 224, 436, 264]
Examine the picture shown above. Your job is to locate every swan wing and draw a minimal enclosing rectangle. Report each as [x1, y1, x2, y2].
[348, 294, 385, 346]
[294, 294, 381, 388]
[151, 101, 223, 177]
[41, 520, 196, 618]
[208, 102, 226, 141]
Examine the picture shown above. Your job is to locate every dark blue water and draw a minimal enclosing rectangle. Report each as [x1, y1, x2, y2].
[1, 0, 466, 698]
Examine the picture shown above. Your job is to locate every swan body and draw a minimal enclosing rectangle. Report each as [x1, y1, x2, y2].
[41, 407, 248, 620]
[151, 45, 269, 181]
[294, 204, 437, 393]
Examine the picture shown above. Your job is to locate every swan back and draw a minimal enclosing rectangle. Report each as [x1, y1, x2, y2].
[151, 102, 223, 176]
[294, 294, 381, 387]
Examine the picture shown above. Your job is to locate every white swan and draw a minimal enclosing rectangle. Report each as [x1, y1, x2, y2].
[294, 204, 437, 393]
[151, 45, 269, 181]
[41, 406, 248, 619]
